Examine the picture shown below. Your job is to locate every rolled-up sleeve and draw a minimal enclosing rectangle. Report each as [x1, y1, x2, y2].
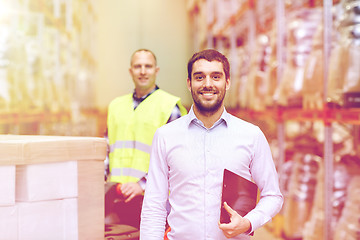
[140, 129, 169, 239]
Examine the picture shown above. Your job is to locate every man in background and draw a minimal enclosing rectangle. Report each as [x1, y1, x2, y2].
[140, 49, 283, 239]
[105, 49, 187, 229]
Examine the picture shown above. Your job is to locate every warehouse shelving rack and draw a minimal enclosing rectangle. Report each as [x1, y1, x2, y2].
[228, 108, 360, 125]
[0, 0, 97, 136]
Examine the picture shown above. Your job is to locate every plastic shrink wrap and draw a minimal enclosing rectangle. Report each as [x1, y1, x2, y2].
[327, 1, 360, 107]
[245, 34, 271, 111]
[303, 161, 352, 240]
[302, 25, 324, 110]
[334, 175, 360, 240]
[274, 7, 322, 108]
[264, 27, 282, 108]
[226, 44, 250, 109]
[283, 153, 320, 239]
[334, 154, 360, 240]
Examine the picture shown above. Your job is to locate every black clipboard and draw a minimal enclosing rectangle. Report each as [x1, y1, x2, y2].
[220, 169, 258, 234]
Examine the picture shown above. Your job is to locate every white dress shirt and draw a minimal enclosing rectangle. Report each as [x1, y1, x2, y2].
[140, 107, 283, 240]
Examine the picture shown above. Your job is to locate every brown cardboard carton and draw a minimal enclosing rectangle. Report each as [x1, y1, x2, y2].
[0, 165, 15, 206]
[0, 135, 107, 240]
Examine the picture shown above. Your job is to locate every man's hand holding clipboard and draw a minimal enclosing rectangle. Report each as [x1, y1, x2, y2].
[218, 169, 258, 237]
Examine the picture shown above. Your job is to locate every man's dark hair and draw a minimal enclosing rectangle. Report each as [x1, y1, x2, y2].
[187, 49, 230, 80]
[130, 49, 157, 66]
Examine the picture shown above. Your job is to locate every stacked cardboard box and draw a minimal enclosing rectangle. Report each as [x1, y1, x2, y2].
[0, 165, 16, 239]
[0, 135, 107, 240]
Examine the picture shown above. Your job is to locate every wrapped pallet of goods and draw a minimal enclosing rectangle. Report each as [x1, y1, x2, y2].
[334, 154, 360, 240]
[245, 34, 271, 111]
[264, 27, 281, 109]
[283, 153, 320, 239]
[327, 0, 360, 108]
[302, 25, 324, 110]
[334, 175, 360, 240]
[273, 7, 322, 108]
[303, 162, 352, 240]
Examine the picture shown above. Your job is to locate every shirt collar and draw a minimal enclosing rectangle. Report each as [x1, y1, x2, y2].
[187, 105, 229, 129]
[133, 85, 159, 102]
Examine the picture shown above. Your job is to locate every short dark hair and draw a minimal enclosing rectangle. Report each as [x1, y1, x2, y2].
[187, 49, 230, 80]
[130, 49, 157, 66]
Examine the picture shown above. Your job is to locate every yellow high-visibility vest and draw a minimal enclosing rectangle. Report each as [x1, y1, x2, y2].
[107, 89, 187, 183]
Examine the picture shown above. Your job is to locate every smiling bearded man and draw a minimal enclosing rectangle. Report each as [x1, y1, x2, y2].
[140, 49, 283, 240]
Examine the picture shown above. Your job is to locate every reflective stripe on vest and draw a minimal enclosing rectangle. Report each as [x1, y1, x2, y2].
[111, 167, 146, 180]
[109, 140, 151, 154]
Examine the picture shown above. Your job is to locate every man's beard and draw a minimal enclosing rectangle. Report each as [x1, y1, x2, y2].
[191, 87, 226, 115]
